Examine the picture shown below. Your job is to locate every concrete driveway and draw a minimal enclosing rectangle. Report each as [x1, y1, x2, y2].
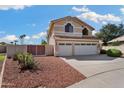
[61, 54, 124, 88]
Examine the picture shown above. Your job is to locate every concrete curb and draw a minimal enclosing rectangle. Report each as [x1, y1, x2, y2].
[0, 54, 7, 88]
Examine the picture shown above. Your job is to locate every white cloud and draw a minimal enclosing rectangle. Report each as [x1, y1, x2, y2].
[39, 32, 47, 37]
[0, 31, 47, 44]
[24, 36, 30, 40]
[0, 35, 18, 42]
[72, 6, 90, 12]
[73, 6, 121, 24]
[78, 12, 121, 23]
[0, 5, 31, 11]
[120, 8, 124, 14]
[32, 35, 39, 39]
[32, 32, 47, 39]
[102, 21, 107, 25]
[92, 30, 97, 36]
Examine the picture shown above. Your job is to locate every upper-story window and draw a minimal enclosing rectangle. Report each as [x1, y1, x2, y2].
[82, 28, 88, 35]
[65, 23, 73, 32]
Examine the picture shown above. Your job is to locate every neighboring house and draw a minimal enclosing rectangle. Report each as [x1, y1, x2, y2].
[48, 16, 100, 56]
[104, 35, 124, 53]
[108, 35, 124, 44]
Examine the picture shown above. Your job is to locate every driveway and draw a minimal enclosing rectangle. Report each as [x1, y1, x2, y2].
[61, 54, 124, 88]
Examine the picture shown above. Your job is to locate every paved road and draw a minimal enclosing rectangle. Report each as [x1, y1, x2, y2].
[61, 55, 124, 88]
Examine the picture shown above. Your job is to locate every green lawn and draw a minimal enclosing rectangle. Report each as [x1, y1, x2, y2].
[0, 54, 5, 62]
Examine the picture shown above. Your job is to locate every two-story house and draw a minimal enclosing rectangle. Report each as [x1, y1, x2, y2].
[48, 16, 100, 56]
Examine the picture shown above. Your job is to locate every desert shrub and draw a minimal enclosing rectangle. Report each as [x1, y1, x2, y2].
[106, 49, 122, 57]
[100, 49, 106, 54]
[16, 53, 37, 70]
[13, 52, 22, 61]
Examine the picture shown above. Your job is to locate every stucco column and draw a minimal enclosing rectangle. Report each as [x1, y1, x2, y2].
[54, 41, 58, 56]
[97, 43, 101, 54]
[72, 43, 74, 56]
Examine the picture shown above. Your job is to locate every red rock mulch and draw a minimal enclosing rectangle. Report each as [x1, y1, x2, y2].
[0, 62, 3, 73]
[2, 56, 86, 88]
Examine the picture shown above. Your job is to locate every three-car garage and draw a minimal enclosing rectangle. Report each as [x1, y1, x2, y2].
[57, 42, 98, 56]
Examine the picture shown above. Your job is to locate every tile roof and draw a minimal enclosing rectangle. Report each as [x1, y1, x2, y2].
[54, 35, 99, 40]
[109, 35, 124, 42]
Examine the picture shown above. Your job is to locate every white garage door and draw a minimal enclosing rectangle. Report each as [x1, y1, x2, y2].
[74, 43, 97, 55]
[58, 43, 72, 56]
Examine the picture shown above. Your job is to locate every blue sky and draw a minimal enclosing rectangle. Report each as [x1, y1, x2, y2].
[0, 5, 123, 44]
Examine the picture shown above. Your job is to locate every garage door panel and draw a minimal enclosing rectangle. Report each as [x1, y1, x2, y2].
[58, 44, 72, 56]
[75, 45, 86, 55]
[74, 44, 97, 55]
[58, 42, 98, 56]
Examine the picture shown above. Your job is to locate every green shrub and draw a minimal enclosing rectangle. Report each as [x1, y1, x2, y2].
[16, 53, 24, 64]
[15, 53, 37, 70]
[100, 49, 106, 54]
[106, 49, 122, 57]
[13, 53, 22, 61]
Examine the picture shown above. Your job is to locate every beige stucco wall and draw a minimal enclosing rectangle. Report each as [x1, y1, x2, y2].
[0, 46, 6, 53]
[71, 21, 82, 27]
[48, 33, 56, 55]
[55, 19, 82, 27]
[49, 33, 55, 45]
[88, 30, 92, 36]
[74, 28, 83, 33]
[53, 26, 83, 34]
[7, 45, 54, 57]
[45, 45, 54, 56]
[55, 20, 66, 25]
[53, 19, 92, 36]
[53, 26, 64, 32]
[7, 45, 27, 57]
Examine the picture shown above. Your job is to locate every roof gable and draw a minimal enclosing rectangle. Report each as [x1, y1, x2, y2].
[48, 16, 95, 38]
[51, 16, 95, 30]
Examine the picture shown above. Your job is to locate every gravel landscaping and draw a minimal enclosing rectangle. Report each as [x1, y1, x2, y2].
[0, 62, 3, 73]
[2, 56, 86, 88]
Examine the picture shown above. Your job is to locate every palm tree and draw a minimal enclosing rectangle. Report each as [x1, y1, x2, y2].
[14, 40, 18, 45]
[19, 34, 26, 45]
[41, 39, 47, 45]
[10, 42, 14, 45]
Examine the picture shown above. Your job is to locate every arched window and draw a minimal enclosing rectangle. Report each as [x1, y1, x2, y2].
[82, 28, 88, 35]
[65, 23, 73, 32]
